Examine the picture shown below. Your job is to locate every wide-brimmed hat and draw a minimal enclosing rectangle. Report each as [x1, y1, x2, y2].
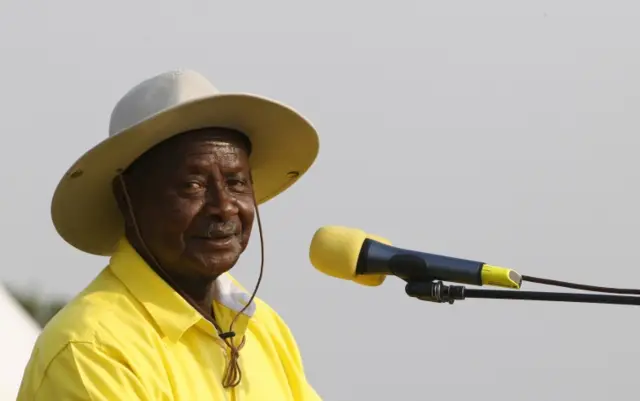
[51, 69, 319, 256]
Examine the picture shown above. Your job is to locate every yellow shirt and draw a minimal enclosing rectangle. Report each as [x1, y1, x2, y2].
[17, 239, 321, 400]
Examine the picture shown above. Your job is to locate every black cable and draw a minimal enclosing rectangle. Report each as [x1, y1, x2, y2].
[522, 275, 640, 295]
[464, 289, 640, 305]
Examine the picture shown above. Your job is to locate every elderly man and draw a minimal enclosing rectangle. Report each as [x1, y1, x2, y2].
[17, 70, 321, 400]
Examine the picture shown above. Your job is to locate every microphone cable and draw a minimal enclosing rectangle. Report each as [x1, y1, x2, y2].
[521, 275, 640, 295]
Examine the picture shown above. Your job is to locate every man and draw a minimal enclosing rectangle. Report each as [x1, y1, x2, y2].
[17, 69, 321, 400]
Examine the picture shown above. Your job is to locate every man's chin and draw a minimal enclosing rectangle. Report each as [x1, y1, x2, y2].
[191, 252, 241, 279]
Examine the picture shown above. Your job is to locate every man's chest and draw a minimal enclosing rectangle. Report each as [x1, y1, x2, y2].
[145, 330, 296, 401]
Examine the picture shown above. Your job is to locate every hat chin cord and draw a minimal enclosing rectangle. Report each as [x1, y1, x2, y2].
[117, 174, 265, 389]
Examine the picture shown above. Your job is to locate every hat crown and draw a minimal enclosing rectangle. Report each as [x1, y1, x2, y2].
[108, 69, 220, 136]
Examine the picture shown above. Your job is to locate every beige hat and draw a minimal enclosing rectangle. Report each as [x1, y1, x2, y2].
[51, 69, 319, 256]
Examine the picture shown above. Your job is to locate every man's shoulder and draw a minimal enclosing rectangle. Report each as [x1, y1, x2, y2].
[251, 296, 299, 342]
[32, 268, 149, 366]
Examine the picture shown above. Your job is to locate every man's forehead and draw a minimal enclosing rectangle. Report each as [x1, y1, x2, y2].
[162, 128, 250, 152]
[127, 128, 251, 174]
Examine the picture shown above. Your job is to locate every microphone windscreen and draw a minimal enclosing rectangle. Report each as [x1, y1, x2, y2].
[309, 226, 390, 287]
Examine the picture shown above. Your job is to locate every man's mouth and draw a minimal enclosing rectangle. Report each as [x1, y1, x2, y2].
[204, 231, 235, 240]
[193, 230, 238, 249]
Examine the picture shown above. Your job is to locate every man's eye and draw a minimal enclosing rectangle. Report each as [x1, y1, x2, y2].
[228, 179, 249, 190]
[184, 181, 204, 190]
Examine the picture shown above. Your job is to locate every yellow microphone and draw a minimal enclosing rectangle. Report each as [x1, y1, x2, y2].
[309, 226, 522, 289]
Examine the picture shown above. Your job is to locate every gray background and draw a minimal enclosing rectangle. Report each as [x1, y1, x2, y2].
[1, 1, 639, 400]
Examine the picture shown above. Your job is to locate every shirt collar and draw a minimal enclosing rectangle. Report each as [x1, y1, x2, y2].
[109, 238, 256, 342]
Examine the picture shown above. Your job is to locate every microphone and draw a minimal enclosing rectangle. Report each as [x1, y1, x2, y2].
[309, 226, 522, 289]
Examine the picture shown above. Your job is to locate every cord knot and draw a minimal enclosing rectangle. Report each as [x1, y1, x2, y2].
[222, 335, 246, 388]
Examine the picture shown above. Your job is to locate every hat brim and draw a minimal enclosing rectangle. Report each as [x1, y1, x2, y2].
[51, 93, 319, 256]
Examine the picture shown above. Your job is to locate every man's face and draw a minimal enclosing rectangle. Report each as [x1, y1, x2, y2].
[120, 128, 255, 280]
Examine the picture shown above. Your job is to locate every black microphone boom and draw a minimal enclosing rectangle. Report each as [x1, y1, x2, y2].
[405, 281, 640, 306]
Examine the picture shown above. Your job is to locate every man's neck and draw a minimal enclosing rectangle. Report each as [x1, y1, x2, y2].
[127, 239, 219, 321]
[166, 274, 218, 319]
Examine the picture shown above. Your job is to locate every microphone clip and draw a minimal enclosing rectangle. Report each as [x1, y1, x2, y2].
[405, 280, 466, 304]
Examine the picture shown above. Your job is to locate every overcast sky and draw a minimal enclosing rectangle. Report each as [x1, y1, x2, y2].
[2, 1, 640, 400]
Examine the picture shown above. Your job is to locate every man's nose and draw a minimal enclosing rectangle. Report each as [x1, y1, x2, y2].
[204, 183, 239, 219]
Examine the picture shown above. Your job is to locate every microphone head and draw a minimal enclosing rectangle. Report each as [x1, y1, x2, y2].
[309, 226, 390, 287]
